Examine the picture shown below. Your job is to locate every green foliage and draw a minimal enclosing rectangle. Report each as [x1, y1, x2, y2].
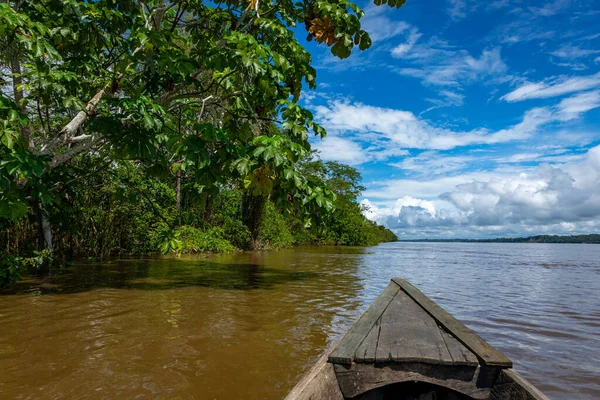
[286, 155, 397, 246]
[157, 225, 234, 254]
[156, 225, 183, 254]
[258, 201, 294, 249]
[0, 0, 405, 221]
[176, 226, 235, 254]
[0, 252, 20, 288]
[1, 0, 405, 286]
[18, 249, 54, 271]
[0, 249, 55, 288]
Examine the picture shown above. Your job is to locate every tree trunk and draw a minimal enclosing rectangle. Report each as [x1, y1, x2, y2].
[176, 170, 181, 211]
[242, 193, 267, 250]
[36, 204, 53, 252]
[175, 169, 181, 225]
[35, 204, 53, 274]
[8, 33, 32, 149]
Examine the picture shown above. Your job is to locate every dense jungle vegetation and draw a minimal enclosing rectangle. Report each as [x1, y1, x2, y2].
[0, 0, 400, 287]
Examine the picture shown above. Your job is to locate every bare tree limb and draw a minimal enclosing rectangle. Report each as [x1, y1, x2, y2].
[48, 133, 103, 168]
[37, 86, 108, 156]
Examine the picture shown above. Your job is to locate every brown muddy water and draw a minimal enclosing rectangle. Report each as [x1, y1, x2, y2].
[0, 243, 599, 400]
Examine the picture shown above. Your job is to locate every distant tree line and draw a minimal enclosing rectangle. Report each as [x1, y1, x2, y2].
[400, 234, 600, 244]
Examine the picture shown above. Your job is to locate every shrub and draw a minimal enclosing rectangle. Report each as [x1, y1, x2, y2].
[178, 226, 235, 253]
[258, 201, 294, 249]
[19, 249, 54, 272]
[157, 225, 235, 254]
[0, 252, 20, 288]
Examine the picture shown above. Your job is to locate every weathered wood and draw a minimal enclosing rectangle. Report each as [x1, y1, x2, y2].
[288, 279, 548, 400]
[490, 369, 550, 400]
[328, 282, 400, 364]
[284, 352, 343, 400]
[354, 318, 380, 363]
[439, 328, 479, 365]
[393, 278, 513, 368]
[353, 284, 478, 366]
[334, 362, 488, 399]
[373, 289, 456, 364]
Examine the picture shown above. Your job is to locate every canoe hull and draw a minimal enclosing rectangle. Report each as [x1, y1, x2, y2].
[285, 278, 549, 400]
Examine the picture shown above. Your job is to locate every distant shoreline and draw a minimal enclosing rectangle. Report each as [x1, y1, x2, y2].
[396, 234, 600, 244]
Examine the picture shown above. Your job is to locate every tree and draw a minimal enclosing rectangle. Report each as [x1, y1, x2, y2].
[0, 0, 405, 255]
[288, 155, 397, 245]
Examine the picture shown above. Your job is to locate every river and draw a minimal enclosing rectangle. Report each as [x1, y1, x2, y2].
[0, 243, 599, 399]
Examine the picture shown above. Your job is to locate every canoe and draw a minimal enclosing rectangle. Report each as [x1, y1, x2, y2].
[286, 278, 548, 400]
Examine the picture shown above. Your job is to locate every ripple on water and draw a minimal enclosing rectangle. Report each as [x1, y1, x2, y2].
[0, 243, 599, 399]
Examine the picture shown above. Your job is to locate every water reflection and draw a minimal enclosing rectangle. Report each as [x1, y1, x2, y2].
[0, 248, 365, 400]
[4, 260, 319, 294]
[1, 244, 599, 399]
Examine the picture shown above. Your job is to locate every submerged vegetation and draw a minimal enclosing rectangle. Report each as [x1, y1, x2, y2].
[0, 0, 399, 286]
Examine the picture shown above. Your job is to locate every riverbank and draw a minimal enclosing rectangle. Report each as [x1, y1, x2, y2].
[1, 160, 396, 288]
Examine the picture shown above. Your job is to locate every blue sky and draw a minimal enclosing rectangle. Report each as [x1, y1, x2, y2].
[302, 0, 600, 239]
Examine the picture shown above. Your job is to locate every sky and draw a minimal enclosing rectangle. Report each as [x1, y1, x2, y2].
[301, 0, 600, 239]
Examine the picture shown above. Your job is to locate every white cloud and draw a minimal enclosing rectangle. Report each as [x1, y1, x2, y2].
[447, 0, 468, 20]
[422, 90, 465, 114]
[310, 89, 599, 168]
[314, 97, 574, 155]
[556, 90, 600, 120]
[390, 151, 476, 176]
[362, 145, 600, 238]
[311, 137, 369, 165]
[361, 196, 439, 226]
[551, 60, 588, 71]
[486, 0, 513, 11]
[495, 18, 555, 45]
[439, 90, 465, 106]
[503, 152, 544, 163]
[550, 44, 600, 59]
[364, 172, 505, 200]
[391, 29, 422, 58]
[361, 5, 410, 42]
[501, 72, 600, 102]
[529, 0, 573, 17]
[391, 43, 508, 87]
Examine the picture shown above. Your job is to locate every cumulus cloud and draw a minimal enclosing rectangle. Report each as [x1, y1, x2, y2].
[362, 145, 600, 237]
[311, 136, 369, 165]
[501, 72, 600, 102]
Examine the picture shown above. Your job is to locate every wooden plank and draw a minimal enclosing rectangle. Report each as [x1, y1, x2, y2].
[284, 352, 344, 400]
[334, 362, 486, 399]
[373, 289, 456, 364]
[439, 328, 479, 366]
[490, 369, 549, 400]
[354, 318, 381, 363]
[286, 333, 347, 400]
[393, 278, 512, 368]
[328, 282, 400, 364]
